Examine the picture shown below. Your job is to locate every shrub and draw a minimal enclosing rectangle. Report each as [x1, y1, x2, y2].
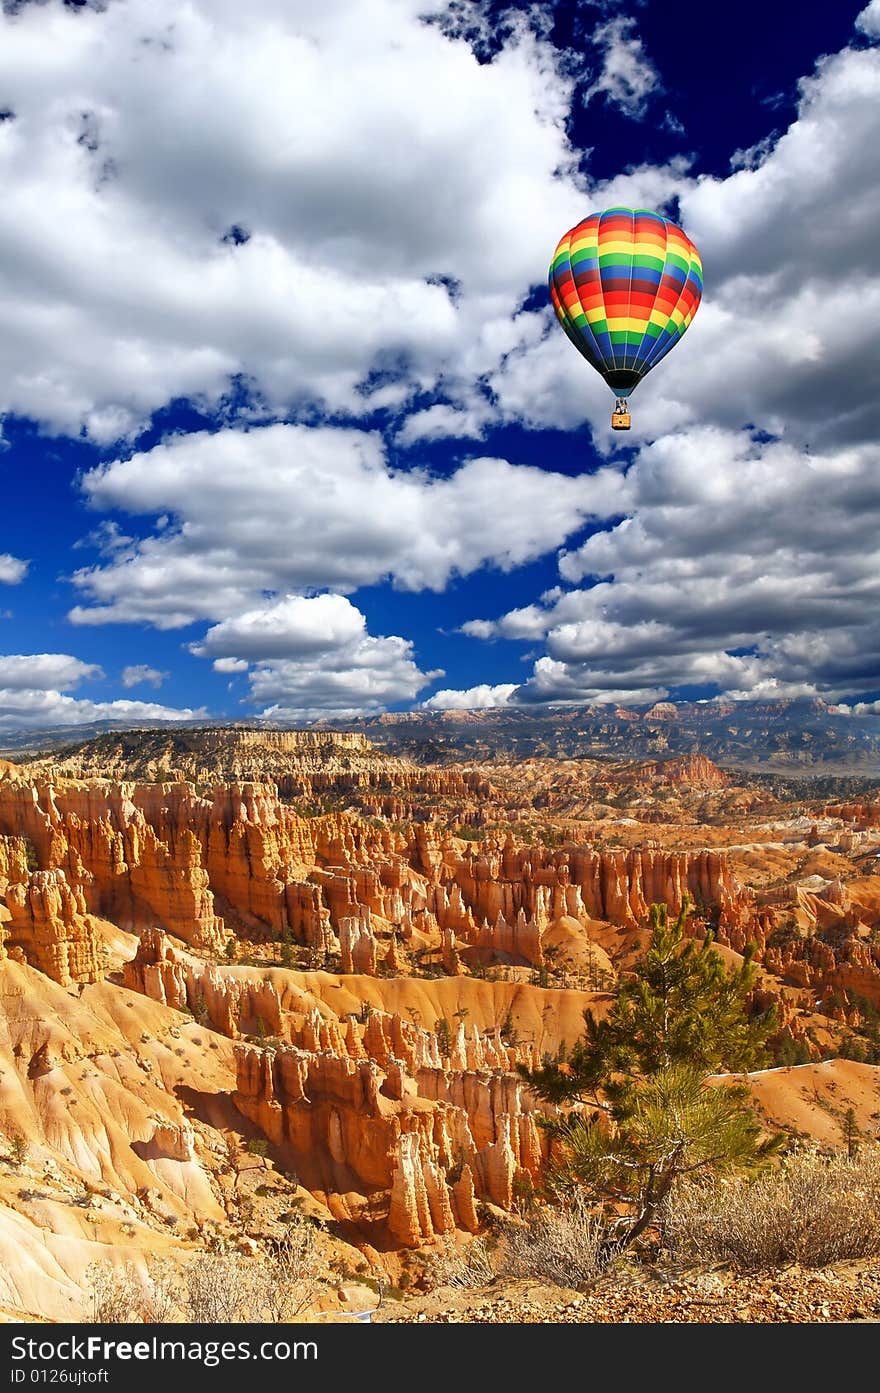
[7, 1133, 28, 1167]
[426, 1236, 495, 1289]
[249, 1219, 323, 1320]
[185, 1252, 260, 1323]
[661, 1144, 880, 1269]
[84, 1261, 142, 1323]
[142, 1258, 186, 1322]
[497, 1195, 615, 1287]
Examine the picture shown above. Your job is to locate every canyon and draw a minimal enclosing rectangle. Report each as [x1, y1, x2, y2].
[0, 726, 878, 1321]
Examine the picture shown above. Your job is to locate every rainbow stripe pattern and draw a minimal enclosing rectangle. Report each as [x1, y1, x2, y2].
[549, 207, 703, 396]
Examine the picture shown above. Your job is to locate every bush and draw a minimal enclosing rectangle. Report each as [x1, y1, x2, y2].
[661, 1144, 880, 1270]
[252, 1220, 323, 1320]
[7, 1133, 28, 1167]
[142, 1258, 186, 1322]
[426, 1236, 495, 1289]
[497, 1195, 615, 1287]
[774, 1036, 812, 1067]
[185, 1253, 260, 1323]
[84, 1262, 142, 1323]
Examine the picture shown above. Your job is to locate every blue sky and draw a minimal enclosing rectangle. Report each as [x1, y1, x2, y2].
[0, 0, 878, 729]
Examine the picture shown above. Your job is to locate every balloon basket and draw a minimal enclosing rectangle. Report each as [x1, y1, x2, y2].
[611, 399, 631, 430]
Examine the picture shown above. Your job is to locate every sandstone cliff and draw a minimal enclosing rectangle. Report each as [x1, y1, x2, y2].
[5, 869, 101, 986]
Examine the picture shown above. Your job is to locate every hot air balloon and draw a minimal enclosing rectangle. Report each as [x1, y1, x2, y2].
[548, 206, 702, 430]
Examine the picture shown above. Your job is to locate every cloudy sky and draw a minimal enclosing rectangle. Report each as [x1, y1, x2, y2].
[0, 0, 878, 729]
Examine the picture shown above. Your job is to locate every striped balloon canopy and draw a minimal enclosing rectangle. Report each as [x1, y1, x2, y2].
[548, 207, 703, 398]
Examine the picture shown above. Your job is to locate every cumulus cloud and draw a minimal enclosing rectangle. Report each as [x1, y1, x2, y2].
[395, 404, 489, 447]
[515, 663, 669, 708]
[0, 554, 29, 585]
[442, 26, 880, 708]
[193, 593, 369, 663]
[0, 691, 208, 731]
[190, 592, 439, 717]
[856, 1, 880, 38]
[68, 424, 627, 627]
[464, 431, 880, 705]
[0, 0, 589, 438]
[121, 664, 167, 689]
[4, 4, 878, 720]
[423, 682, 517, 710]
[0, 650, 202, 729]
[486, 40, 880, 452]
[583, 16, 660, 117]
[0, 653, 102, 690]
[248, 632, 436, 719]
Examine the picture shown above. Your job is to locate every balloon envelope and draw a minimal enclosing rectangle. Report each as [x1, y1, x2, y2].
[549, 207, 702, 396]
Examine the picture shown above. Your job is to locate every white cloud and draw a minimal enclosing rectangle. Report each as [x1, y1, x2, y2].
[0, 0, 588, 438]
[514, 661, 670, 708]
[0, 653, 102, 690]
[0, 651, 202, 730]
[121, 663, 167, 689]
[3, 5, 877, 720]
[0, 554, 29, 585]
[189, 591, 439, 717]
[486, 43, 880, 452]
[583, 16, 660, 117]
[856, 1, 880, 38]
[423, 682, 517, 710]
[193, 593, 368, 663]
[395, 404, 489, 446]
[444, 32, 880, 706]
[249, 631, 436, 718]
[69, 424, 628, 626]
[463, 430, 880, 706]
[0, 690, 208, 731]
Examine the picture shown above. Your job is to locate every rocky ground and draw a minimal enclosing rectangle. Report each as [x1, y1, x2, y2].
[376, 1262, 880, 1324]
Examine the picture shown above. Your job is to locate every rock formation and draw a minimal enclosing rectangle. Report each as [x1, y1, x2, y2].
[123, 927, 283, 1037]
[445, 839, 754, 936]
[0, 834, 28, 890]
[232, 1038, 543, 1246]
[824, 801, 880, 829]
[0, 772, 759, 982]
[5, 869, 101, 986]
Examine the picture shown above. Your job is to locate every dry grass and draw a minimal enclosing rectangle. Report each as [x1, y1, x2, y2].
[427, 1236, 496, 1289]
[498, 1194, 615, 1287]
[82, 1217, 323, 1323]
[427, 1197, 614, 1292]
[662, 1144, 880, 1270]
[256, 1223, 323, 1320]
[84, 1261, 142, 1323]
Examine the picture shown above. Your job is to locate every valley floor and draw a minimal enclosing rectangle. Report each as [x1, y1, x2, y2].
[376, 1260, 880, 1323]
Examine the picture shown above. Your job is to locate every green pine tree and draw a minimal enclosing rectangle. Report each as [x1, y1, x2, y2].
[842, 1106, 860, 1160]
[523, 895, 777, 1111]
[434, 1016, 452, 1060]
[521, 894, 782, 1256]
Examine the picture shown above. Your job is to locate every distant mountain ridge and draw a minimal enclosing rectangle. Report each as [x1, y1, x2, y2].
[350, 698, 880, 775]
[1, 699, 879, 776]
[8, 724, 401, 785]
